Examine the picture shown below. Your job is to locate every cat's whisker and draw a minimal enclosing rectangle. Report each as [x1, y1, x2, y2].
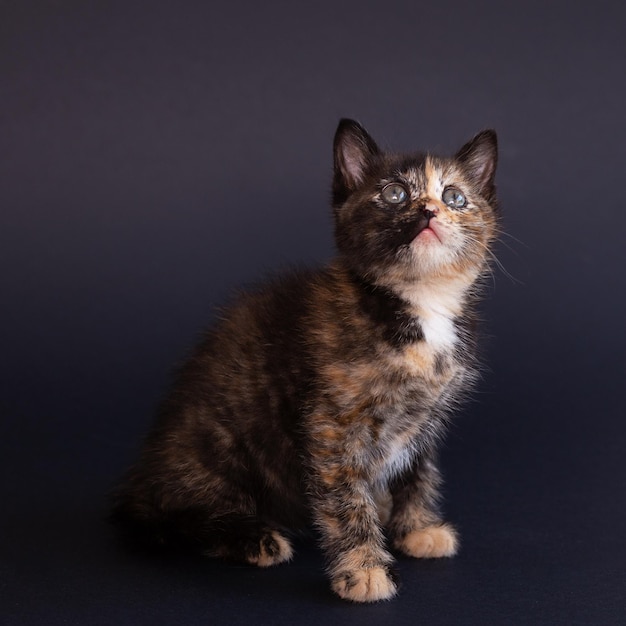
[463, 233, 522, 286]
[492, 229, 527, 259]
[497, 229, 528, 249]
[483, 258, 498, 290]
[495, 238, 520, 257]
[485, 248, 520, 285]
[488, 247, 523, 285]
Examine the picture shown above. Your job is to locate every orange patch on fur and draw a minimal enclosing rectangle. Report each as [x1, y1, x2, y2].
[401, 343, 435, 372]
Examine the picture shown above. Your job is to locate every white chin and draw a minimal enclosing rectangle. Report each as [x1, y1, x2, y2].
[409, 240, 455, 274]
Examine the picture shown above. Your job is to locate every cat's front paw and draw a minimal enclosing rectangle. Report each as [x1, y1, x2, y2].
[394, 523, 459, 558]
[331, 566, 398, 603]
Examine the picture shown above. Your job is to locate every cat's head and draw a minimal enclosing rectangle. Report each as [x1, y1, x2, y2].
[332, 119, 498, 287]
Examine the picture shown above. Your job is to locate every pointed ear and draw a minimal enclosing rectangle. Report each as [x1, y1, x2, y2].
[455, 130, 498, 199]
[333, 119, 380, 202]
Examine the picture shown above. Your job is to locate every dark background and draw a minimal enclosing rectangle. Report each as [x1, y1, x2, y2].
[2, 1, 625, 624]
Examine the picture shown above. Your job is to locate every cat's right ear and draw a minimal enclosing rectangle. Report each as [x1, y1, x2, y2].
[333, 119, 380, 203]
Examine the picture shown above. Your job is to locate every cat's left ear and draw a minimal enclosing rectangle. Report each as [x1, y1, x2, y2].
[455, 130, 498, 200]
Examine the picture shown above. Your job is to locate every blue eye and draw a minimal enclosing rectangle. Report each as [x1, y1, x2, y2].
[442, 187, 467, 209]
[381, 183, 408, 204]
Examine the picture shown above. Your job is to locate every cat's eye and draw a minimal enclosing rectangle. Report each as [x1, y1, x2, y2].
[442, 187, 467, 209]
[381, 183, 408, 205]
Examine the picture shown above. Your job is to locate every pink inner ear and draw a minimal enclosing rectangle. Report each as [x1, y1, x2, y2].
[341, 133, 377, 189]
[475, 156, 496, 193]
[342, 147, 367, 186]
[455, 131, 497, 195]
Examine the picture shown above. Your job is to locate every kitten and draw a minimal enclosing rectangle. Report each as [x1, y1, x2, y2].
[111, 119, 498, 603]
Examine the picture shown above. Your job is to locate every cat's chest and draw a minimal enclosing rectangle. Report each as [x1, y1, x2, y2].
[416, 308, 458, 352]
[389, 279, 467, 379]
[387, 310, 460, 384]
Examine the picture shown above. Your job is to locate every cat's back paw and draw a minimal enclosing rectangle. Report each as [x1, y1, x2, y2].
[394, 522, 458, 558]
[246, 529, 294, 567]
[331, 566, 398, 603]
[210, 527, 294, 567]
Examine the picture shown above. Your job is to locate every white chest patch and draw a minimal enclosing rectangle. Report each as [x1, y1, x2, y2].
[419, 307, 457, 351]
[398, 278, 469, 352]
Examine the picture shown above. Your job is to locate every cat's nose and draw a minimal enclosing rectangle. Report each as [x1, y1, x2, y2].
[420, 205, 437, 220]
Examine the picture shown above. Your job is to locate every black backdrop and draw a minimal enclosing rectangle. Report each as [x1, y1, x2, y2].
[2, 1, 625, 624]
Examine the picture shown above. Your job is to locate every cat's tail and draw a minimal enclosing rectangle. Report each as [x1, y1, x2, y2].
[108, 477, 175, 551]
[108, 472, 237, 554]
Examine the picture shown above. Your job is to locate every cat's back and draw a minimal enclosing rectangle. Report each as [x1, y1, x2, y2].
[157, 266, 334, 428]
[184, 263, 370, 372]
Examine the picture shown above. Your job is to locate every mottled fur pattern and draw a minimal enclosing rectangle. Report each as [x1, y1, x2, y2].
[111, 119, 499, 603]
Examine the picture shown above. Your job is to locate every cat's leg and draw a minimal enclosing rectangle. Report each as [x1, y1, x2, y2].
[307, 456, 398, 602]
[203, 515, 294, 567]
[387, 453, 459, 558]
[313, 486, 398, 602]
[373, 487, 393, 526]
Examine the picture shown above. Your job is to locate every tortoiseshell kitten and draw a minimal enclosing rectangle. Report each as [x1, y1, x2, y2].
[111, 119, 498, 602]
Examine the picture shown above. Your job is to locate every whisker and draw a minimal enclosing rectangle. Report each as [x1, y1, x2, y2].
[497, 230, 529, 249]
[463, 233, 523, 285]
[492, 229, 528, 258]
